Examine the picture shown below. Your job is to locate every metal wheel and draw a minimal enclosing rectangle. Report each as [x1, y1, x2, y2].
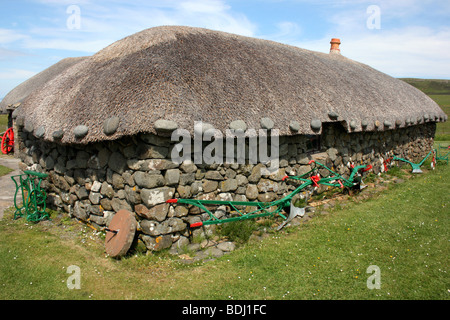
[1, 127, 14, 154]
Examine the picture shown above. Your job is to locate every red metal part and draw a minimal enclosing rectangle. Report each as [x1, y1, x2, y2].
[310, 174, 321, 187]
[1, 127, 14, 154]
[190, 222, 203, 228]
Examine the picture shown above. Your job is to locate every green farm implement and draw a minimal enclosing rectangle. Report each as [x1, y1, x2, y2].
[167, 160, 372, 230]
[385, 150, 434, 173]
[434, 144, 450, 165]
[11, 170, 49, 222]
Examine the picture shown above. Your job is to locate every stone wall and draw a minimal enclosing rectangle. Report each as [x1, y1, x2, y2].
[14, 120, 436, 252]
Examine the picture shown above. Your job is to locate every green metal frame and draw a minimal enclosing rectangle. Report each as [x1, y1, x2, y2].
[167, 160, 372, 228]
[434, 144, 449, 165]
[392, 150, 433, 173]
[11, 170, 49, 222]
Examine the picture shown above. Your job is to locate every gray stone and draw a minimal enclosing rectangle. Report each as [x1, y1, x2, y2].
[135, 203, 169, 222]
[74, 125, 89, 139]
[310, 119, 322, 131]
[111, 173, 125, 189]
[179, 173, 195, 186]
[260, 117, 274, 130]
[384, 120, 392, 128]
[89, 192, 101, 205]
[179, 161, 197, 173]
[205, 171, 224, 181]
[203, 180, 218, 193]
[327, 148, 339, 162]
[154, 119, 178, 133]
[248, 163, 264, 183]
[141, 234, 172, 251]
[257, 192, 277, 202]
[328, 111, 339, 119]
[140, 217, 186, 236]
[245, 184, 258, 200]
[141, 187, 175, 207]
[133, 171, 165, 189]
[91, 181, 102, 192]
[214, 205, 227, 219]
[204, 247, 224, 258]
[44, 156, 55, 170]
[229, 120, 247, 131]
[24, 120, 33, 133]
[87, 155, 101, 170]
[177, 185, 191, 198]
[103, 116, 120, 135]
[191, 181, 202, 195]
[98, 148, 111, 168]
[236, 174, 248, 186]
[100, 182, 114, 199]
[289, 121, 300, 132]
[164, 169, 181, 186]
[75, 151, 90, 169]
[34, 126, 45, 138]
[74, 186, 89, 200]
[52, 130, 64, 140]
[108, 152, 127, 174]
[350, 120, 357, 130]
[111, 198, 132, 212]
[174, 206, 189, 217]
[217, 241, 236, 252]
[219, 179, 238, 192]
[257, 179, 279, 193]
[136, 143, 168, 159]
[100, 198, 113, 211]
[73, 201, 88, 221]
[145, 159, 178, 170]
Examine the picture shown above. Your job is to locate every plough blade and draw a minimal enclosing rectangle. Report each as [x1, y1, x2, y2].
[277, 201, 305, 231]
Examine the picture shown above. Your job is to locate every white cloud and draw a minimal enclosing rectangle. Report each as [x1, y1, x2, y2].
[18, 0, 257, 53]
[0, 29, 28, 44]
[0, 68, 37, 80]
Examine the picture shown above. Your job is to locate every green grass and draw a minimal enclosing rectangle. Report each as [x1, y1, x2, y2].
[1, 163, 448, 300]
[400, 78, 450, 95]
[0, 114, 7, 133]
[400, 79, 450, 138]
[0, 164, 13, 177]
[429, 95, 450, 138]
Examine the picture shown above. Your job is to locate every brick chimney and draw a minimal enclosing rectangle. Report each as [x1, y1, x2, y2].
[330, 38, 341, 54]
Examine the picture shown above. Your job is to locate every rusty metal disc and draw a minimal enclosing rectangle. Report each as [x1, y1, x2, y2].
[105, 209, 137, 258]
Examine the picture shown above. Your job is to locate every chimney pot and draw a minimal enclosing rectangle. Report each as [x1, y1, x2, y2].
[330, 38, 341, 54]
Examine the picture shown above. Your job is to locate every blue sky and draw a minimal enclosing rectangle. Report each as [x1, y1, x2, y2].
[1, 0, 449, 99]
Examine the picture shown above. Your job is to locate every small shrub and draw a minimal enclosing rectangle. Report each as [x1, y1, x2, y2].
[218, 220, 259, 243]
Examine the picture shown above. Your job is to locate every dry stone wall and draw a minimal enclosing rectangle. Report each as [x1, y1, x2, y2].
[14, 120, 436, 253]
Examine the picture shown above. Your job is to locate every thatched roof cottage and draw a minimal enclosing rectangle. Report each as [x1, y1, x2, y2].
[11, 26, 446, 253]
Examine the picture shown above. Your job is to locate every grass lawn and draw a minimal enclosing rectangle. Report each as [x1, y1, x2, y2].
[429, 95, 450, 140]
[0, 114, 7, 133]
[0, 164, 13, 177]
[0, 162, 448, 300]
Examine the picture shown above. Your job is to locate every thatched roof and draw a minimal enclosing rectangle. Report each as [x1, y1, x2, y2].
[17, 26, 446, 144]
[0, 57, 87, 113]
